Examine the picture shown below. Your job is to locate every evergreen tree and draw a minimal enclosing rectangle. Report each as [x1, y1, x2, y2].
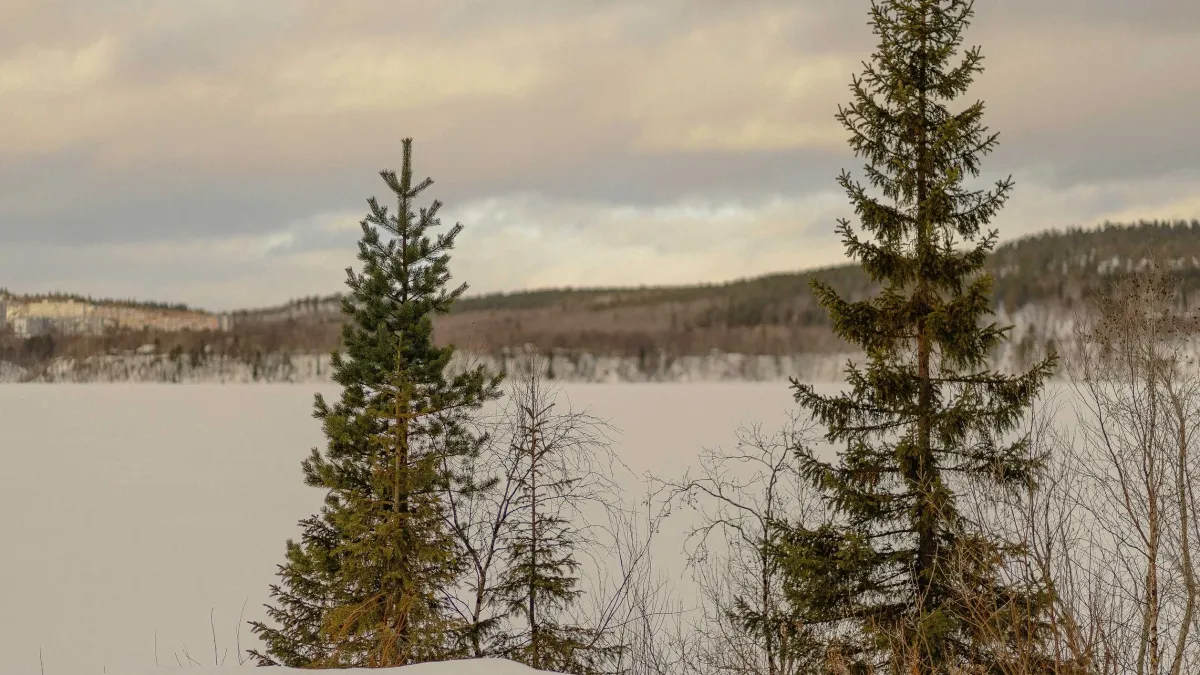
[250, 138, 502, 667]
[494, 350, 622, 674]
[780, 2, 1056, 671]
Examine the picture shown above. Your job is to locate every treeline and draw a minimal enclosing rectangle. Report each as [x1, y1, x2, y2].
[990, 219, 1200, 312]
[0, 289, 194, 312]
[238, 218, 1200, 323]
[5, 220, 1196, 369]
[0, 321, 341, 373]
[447, 219, 1200, 316]
[229, 220, 1200, 360]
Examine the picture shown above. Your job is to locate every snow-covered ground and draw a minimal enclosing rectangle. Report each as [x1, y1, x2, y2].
[0, 383, 815, 675]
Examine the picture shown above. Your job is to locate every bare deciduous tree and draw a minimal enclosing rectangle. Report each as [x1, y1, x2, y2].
[445, 347, 675, 674]
[957, 259, 1200, 675]
[949, 393, 1103, 675]
[1056, 259, 1200, 675]
[659, 414, 830, 675]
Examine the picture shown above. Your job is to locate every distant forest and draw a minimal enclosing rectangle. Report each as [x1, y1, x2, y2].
[431, 219, 1200, 356]
[3, 220, 1198, 369]
[0, 289, 193, 312]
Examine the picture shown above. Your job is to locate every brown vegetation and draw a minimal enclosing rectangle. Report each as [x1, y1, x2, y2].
[4, 220, 1199, 368]
[0, 320, 342, 372]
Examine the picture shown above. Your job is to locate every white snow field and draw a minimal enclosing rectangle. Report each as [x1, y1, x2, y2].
[0, 382, 811, 675]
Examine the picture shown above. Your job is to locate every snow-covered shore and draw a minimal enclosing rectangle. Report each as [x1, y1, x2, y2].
[0, 301, 1121, 384]
[0, 350, 862, 384]
[106, 658, 547, 675]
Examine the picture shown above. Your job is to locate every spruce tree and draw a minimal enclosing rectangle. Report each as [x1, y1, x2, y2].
[780, 2, 1056, 671]
[250, 138, 501, 667]
[495, 350, 621, 674]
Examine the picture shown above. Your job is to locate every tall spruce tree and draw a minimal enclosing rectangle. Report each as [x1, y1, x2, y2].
[250, 138, 501, 667]
[780, 2, 1056, 672]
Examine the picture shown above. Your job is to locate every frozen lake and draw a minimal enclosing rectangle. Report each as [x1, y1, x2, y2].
[0, 383, 812, 675]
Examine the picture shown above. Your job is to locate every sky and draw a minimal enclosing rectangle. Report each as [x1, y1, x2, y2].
[2, 0, 1199, 312]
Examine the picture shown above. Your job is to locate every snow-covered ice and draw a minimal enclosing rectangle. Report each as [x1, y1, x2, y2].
[0, 382, 809, 675]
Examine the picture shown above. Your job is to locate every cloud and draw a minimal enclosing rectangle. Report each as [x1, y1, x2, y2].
[0, 0, 1197, 307]
[619, 5, 853, 153]
[9, 169, 1200, 313]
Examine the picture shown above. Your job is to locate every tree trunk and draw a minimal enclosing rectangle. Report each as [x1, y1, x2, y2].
[913, 7, 937, 625]
[395, 395, 407, 515]
[762, 530, 776, 675]
[391, 342, 412, 666]
[1137, 360, 1161, 675]
[1169, 392, 1195, 675]
[528, 405, 540, 670]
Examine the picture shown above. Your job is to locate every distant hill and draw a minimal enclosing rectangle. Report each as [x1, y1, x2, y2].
[0, 289, 193, 313]
[436, 219, 1200, 355]
[5, 220, 1198, 376]
[220, 220, 1200, 358]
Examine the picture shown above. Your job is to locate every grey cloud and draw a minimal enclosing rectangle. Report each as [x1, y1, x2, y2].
[0, 139, 845, 247]
[981, 0, 1200, 33]
[0, 153, 362, 246]
[1, 0, 1197, 305]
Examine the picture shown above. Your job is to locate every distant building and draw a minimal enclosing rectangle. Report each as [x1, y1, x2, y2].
[218, 313, 234, 332]
[88, 304, 218, 332]
[14, 316, 52, 338]
[5, 297, 224, 335]
[56, 315, 113, 336]
[24, 298, 90, 319]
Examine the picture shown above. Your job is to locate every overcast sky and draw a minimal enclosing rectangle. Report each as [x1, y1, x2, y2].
[2, 1, 1198, 311]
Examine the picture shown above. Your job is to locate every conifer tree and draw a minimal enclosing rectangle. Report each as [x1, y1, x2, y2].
[780, 2, 1056, 671]
[250, 138, 501, 667]
[484, 350, 623, 674]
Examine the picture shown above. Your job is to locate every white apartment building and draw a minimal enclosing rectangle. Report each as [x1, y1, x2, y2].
[23, 298, 92, 319]
[2, 297, 232, 336]
[13, 316, 52, 338]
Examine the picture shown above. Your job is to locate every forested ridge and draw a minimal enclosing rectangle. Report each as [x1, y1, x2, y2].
[451, 219, 1200, 313]
[5, 220, 1197, 372]
[246, 219, 1200, 357]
